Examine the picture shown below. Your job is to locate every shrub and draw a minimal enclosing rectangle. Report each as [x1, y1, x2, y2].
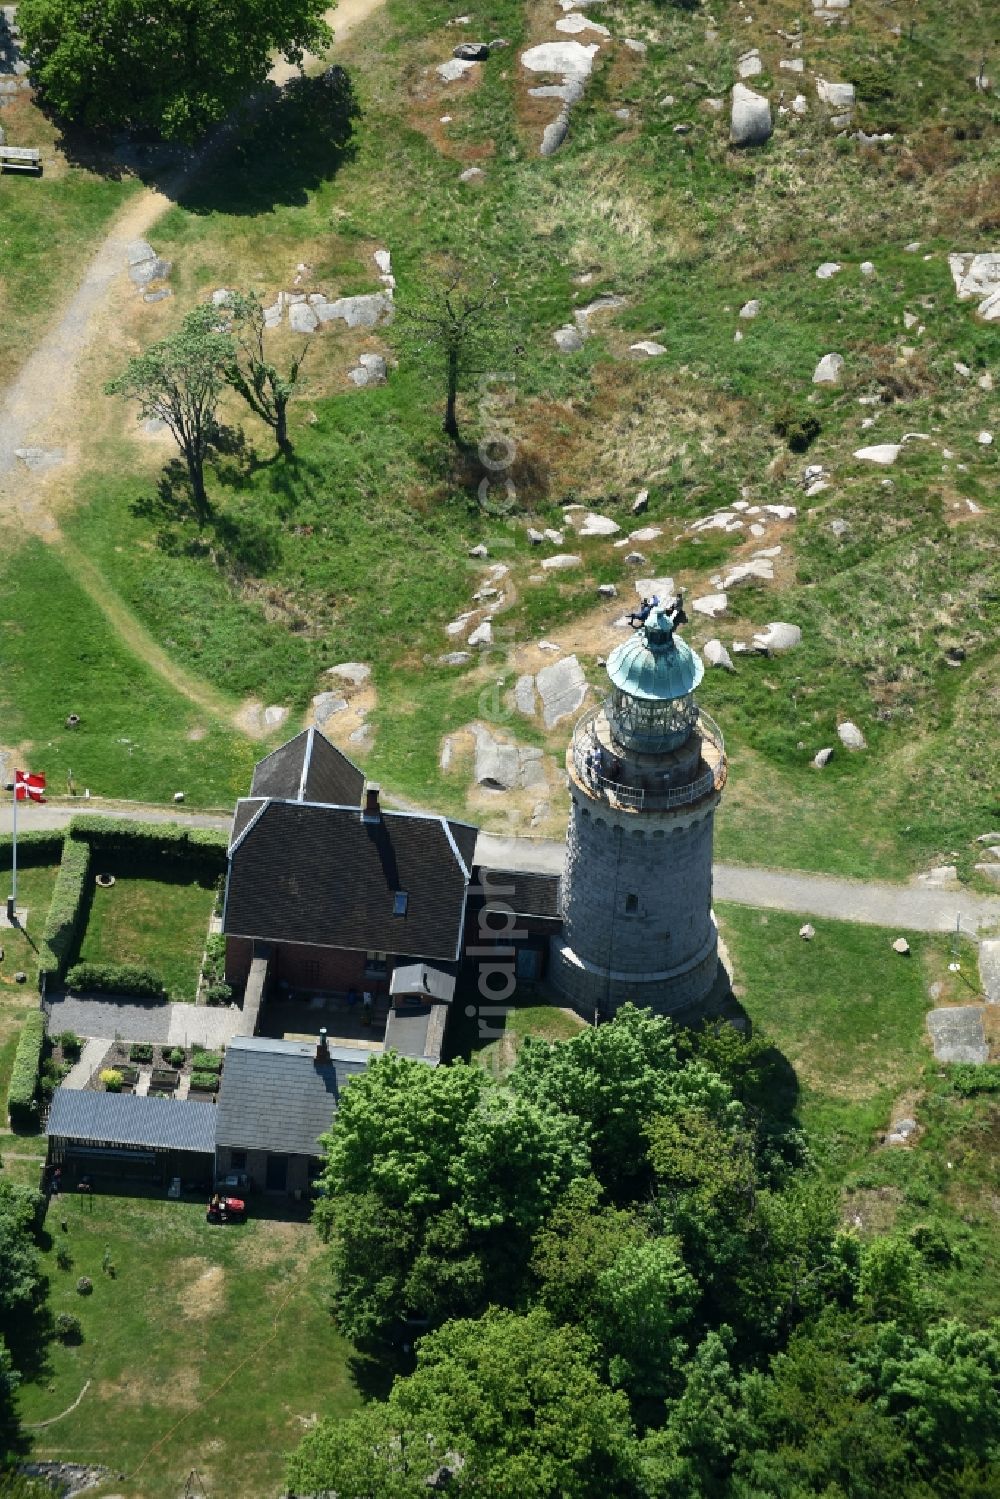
[57, 1031, 83, 1062]
[950, 1063, 1000, 1096]
[773, 404, 822, 453]
[167, 1046, 186, 1069]
[7, 1012, 46, 1129]
[191, 1050, 222, 1073]
[40, 1055, 70, 1104]
[55, 1312, 83, 1344]
[129, 1043, 154, 1064]
[76, 1276, 93, 1295]
[203, 932, 227, 983]
[55, 1246, 73, 1271]
[38, 835, 91, 984]
[204, 982, 233, 1007]
[189, 1070, 220, 1094]
[66, 962, 164, 999]
[100, 1069, 123, 1093]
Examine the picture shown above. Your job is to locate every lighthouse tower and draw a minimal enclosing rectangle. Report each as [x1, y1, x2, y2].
[550, 601, 727, 1019]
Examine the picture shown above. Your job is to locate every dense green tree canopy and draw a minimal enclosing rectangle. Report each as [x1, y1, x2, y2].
[287, 1309, 641, 1499]
[18, 0, 334, 140]
[298, 1009, 1000, 1497]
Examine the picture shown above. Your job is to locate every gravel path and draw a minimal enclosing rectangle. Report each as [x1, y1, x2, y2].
[8, 806, 998, 939]
[47, 995, 240, 1046]
[475, 834, 1000, 935]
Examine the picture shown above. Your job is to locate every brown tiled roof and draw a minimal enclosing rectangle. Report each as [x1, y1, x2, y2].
[224, 803, 473, 962]
[249, 728, 364, 807]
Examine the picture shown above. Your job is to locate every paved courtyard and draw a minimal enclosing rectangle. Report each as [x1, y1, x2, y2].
[47, 995, 239, 1049]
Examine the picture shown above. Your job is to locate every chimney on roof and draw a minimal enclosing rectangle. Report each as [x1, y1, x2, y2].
[362, 784, 381, 824]
[315, 1027, 330, 1066]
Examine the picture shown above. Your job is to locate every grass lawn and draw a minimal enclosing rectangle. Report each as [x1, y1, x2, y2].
[75, 863, 218, 1002]
[716, 903, 968, 1148]
[448, 988, 585, 1073]
[719, 902, 1000, 1323]
[0, 537, 255, 808]
[16, 1192, 362, 1498]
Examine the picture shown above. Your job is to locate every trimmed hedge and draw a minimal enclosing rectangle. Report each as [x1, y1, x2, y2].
[38, 836, 91, 986]
[0, 830, 65, 864]
[7, 1011, 45, 1129]
[66, 961, 165, 998]
[67, 815, 228, 868]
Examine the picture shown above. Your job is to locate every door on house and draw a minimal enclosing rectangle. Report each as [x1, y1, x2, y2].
[265, 1154, 288, 1192]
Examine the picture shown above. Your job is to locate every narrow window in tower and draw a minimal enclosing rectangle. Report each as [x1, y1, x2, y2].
[624, 893, 639, 914]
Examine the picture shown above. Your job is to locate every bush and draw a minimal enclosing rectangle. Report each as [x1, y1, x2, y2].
[55, 1312, 83, 1344]
[191, 1050, 222, 1073]
[100, 1069, 123, 1093]
[950, 1063, 1000, 1096]
[38, 835, 91, 985]
[55, 1245, 73, 1271]
[166, 1046, 186, 1069]
[189, 1070, 220, 1093]
[40, 1055, 70, 1104]
[7, 1012, 46, 1129]
[57, 1031, 83, 1062]
[66, 961, 165, 998]
[129, 1043, 154, 1064]
[773, 404, 822, 453]
[76, 1276, 93, 1295]
[204, 982, 234, 1007]
[203, 932, 227, 982]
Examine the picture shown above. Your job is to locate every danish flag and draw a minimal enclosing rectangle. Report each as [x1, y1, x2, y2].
[14, 770, 46, 803]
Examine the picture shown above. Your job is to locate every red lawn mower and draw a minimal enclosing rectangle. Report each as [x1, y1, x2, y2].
[206, 1193, 246, 1224]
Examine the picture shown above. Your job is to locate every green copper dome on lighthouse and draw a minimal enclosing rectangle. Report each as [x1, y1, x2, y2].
[607, 605, 704, 703]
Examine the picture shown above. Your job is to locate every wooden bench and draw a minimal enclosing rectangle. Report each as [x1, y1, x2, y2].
[0, 145, 41, 174]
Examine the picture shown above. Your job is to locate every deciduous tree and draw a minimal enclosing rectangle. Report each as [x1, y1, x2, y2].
[397, 265, 508, 443]
[18, 0, 334, 141]
[106, 308, 233, 526]
[222, 291, 308, 454]
[287, 1309, 642, 1499]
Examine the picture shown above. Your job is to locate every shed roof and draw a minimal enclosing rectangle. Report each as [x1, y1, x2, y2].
[47, 1090, 217, 1155]
[390, 964, 456, 1003]
[215, 1035, 372, 1157]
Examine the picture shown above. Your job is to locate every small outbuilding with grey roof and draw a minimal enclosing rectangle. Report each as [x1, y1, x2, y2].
[47, 1089, 217, 1188]
[214, 1033, 372, 1194]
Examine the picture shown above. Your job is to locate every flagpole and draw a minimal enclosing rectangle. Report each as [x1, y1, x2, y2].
[8, 778, 16, 925]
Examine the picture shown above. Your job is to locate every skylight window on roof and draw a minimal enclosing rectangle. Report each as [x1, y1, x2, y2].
[394, 891, 409, 916]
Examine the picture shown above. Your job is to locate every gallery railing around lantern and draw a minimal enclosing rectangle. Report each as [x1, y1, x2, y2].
[570, 703, 726, 813]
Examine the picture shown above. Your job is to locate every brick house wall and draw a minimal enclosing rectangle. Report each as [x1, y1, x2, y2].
[216, 1144, 315, 1196]
[225, 936, 392, 996]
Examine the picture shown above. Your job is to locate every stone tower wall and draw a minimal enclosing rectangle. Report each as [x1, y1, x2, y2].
[551, 781, 721, 1018]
